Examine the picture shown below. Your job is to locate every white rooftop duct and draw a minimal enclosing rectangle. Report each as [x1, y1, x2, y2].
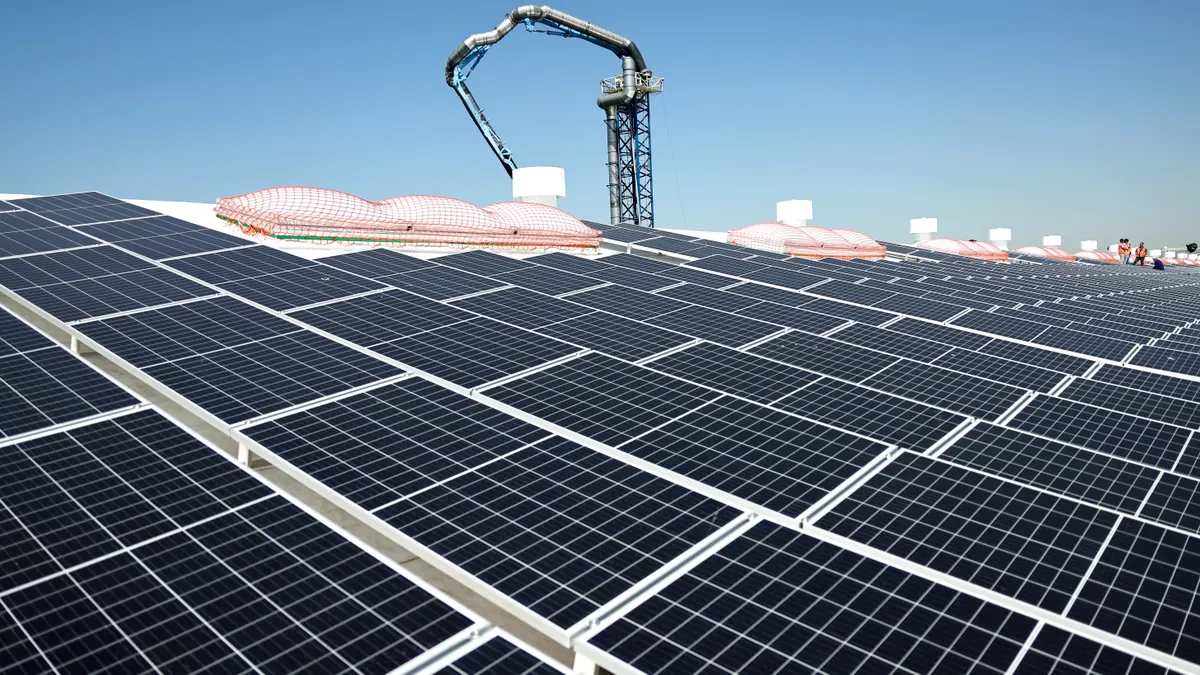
[1108, 243, 1119, 253]
[512, 166, 566, 207]
[988, 228, 1011, 250]
[1042, 235, 1062, 247]
[910, 217, 938, 243]
[776, 200, 813, 227]
[1151, 248, 1162, 257]
[1081, 240, 1097, 252]
[1166, 251, 1177, 258]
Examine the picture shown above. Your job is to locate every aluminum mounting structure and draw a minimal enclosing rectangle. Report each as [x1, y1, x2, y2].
[445, 5, 663, 228]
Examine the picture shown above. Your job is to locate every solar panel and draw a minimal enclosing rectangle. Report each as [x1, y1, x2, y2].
[0, 199, 16, 212]
[8, 192, 126, 211]
[375, 436, 740, 629]
[831, 324, 956, 361]
[565, 284, 691, 320]
[980, 339, 1097, 375]
[534, 311, 694, 362]
[582, 264, 678, 291]
[0, 225, 98, 258]
[1012, 625, 1180, 675]
[866, 360, 1028, 420]
[0, 210, 70, 233]
[597, 252, 677, 273]
[449, 286, 595, 329]
[776, 379, 969, 451]
[1067, 518, 1200, 662]
[644, 341, 819, 403]
[685, 254, 768, 277]
[807, 279, 895, 305]
[818, 452, 1119, 612]
[1007, 395, 1191, 469]
[888, 317, 996, 350]
[1030, 326, 1138, 361]
[526, 251, 609, 274]
[142, 331, 403, 424]
[872, 293, 968, 321]
[1059, 378, 1200, 428]
[490, 264, 606, 296]
[0, 348, 138, 440]
[951, 310, 1050, 342]
[932, 348, 1069, 392]
[482, 352, 720, 446]
[164, 245, 314, 283]
[316, 247, 436, 278]
[241, 377, 549, 509]
[647, 305, 782, 348]
[71, 214, 198, 239]
[385, 265, 508, 301]
[101, 228, 252, 260]
[633, 235, 703, 254]
[723, 280, 810, 305]
[0, 306, 56, 356]
[748, 331, 901, 382]
[373, 317, 582, 389]
[795, 297, 897, 326]
[434, 249, 533, 276]
[1130, 344, 1200, 377]
[1138, 472, 1200, 534]
[0, 245, 151, 289]
[737, 264, 830, 291]
[288, 288, 475, 346]
[587, 522, 1037, 675]
[732, 300, 851, 334]
[75, 295, 303, 367]
[653, 264, 738, 289]
[34, 202, 160, 226]
[12, 267, 217, 322]
[1089, 366, 1200, 403]
[221, 265, 388, 311]
[938, 422, 1158, 512]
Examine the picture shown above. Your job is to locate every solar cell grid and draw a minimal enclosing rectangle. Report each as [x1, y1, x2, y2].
[776, 379, 968, 451]
[1007, 395, 1191, 470]
[1131, 345, 1200, 378]
[888, 317, 996, 350]
[0, 307, 55, 356]
[580, 264, 677, 291]
[742, 264, 831, 291]
[932, 348, 1070, 393]
[317, 247, 435, 279]
[534, 311, 694, 362]
[449, 286, 595, 329]
[1067, 518, 1200, 662]
[808, 279, 896, 305]
[0, 245, 151, 289]
[526, 251, 609, 274]
[1059, 378, 1200, 428]
[374, 317, 581, 389]
[490, 264, 605, 296]
[596, 252, 677, 273]
[35, 202, 160, 226]
[74, 295, 302, 367]
[831, 323, 956, 362]
[0, 200, 15, 212]
[796, 297, 898, 325]
[865, 360, 1029, 421]
[0, 225, 98, 258]
[647, 304, 783, 348]
[483, 352, 720, 446]
[104, 228, 252, 260]
[288, 288, 474, 347]
[1012, 625, 1181, 675]
[241, 377, 548, 511]
[653, 264, 738, 289]
[375, 436, 739, 630]
[0, 348, 138, 440]
[434, 249, 533, 276]
[220, 264, 388, 311]
[12, 267, 217, 322]
[615, 396, 890, 517]
[565, 284, 691, 320]
[872, 293, 970, 322]
[632, 235, 702, 254]
[143, 330, 403, 424]
[1138, 472, 1200, 535]
[723, 281, 811, 306]
[588, 522, 1038, 675]
[163, 245, 314, 283]
[655, 283, 762, 312]
[645, 341, 820, 403]
[938, 423, 1158, 513]
[0, 210, 66, 233]
[386, 265, 508, 301]
[818, 452, 1120, 612]
[748, 330, 901, 382]
[733, 300, 851, 335]
[435, 636, 565, 674]
[951, 310, 1050, 342]
[980, 339, 1097, 375]
[72, 214, 200, 240]
[1031, 327, 1138, 361]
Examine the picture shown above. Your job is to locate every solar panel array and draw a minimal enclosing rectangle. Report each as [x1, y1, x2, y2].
[3, 194, 1200, 673]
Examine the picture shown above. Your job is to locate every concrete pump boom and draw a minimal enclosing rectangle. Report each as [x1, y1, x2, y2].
[445, 5, 661, 227]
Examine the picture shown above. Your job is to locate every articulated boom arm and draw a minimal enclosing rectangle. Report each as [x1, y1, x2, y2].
[445, 6, 656, 219]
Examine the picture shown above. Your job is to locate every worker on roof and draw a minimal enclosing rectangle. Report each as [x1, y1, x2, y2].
[1134, 242, 1148, 265]
[1153, 257, 1166, 270]
[1118, 239, 1131, 264]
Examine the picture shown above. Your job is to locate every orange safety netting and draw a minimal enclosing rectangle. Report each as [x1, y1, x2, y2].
[727, 222, 887, 259]
[214, 186, 600, 250]
[916, 238, 1009, 261]
[1074, 251, 1121, 264]
[1013, 246, 1076, 261]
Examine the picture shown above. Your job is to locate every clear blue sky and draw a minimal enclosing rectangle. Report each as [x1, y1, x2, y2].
[2, 0, 1197, 248]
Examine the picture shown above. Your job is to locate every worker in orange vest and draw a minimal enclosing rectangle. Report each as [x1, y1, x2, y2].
[1134, 242, 1148, 265]
[1118, 239, 1131, 264]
